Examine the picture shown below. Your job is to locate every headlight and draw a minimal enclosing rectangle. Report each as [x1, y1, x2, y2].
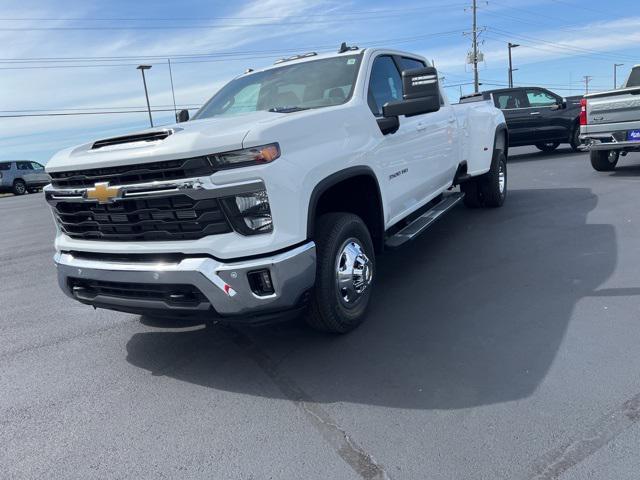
[220, 189, 273, 235]
[209, 143, 280, 170]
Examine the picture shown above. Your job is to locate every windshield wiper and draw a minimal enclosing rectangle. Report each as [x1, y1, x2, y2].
[268, 106, 310, 113]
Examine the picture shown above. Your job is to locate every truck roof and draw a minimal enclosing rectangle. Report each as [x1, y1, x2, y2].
[240, 46, 430, 76]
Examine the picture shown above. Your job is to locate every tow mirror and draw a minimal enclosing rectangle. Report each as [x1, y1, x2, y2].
[382, 66, 441, 118]
[176, 109, 190, 123]
[376, 116, 400, 135]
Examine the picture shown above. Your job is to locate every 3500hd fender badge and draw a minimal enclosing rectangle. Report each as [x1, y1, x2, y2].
[389, 168, 408, 180]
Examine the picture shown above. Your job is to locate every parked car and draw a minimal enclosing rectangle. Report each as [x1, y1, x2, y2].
[580, 65, 640, 171]
[461, 87, 583, 152]
[0, 161, 50, 195]
[44, 45, 507, 333]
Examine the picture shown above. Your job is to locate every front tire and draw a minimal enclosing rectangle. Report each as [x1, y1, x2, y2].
[590, 150, 619, 171]
[12, 180, 26, 195]
[306, 213, 375, 333]
[535, 141, 560, 152]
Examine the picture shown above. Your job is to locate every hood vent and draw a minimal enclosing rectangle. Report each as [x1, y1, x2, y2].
[91, 129, 174, 150]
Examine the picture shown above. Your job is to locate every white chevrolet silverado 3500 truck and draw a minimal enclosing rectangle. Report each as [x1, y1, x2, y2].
[580, 64, 640, 171]
[45, 46, 507, 333]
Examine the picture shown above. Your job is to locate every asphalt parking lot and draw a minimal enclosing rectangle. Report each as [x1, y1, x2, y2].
[2, 146, 640, 479]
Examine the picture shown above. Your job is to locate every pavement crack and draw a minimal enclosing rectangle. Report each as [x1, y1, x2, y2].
[224, 326, 391, 480]
[529, 391, 640, 479]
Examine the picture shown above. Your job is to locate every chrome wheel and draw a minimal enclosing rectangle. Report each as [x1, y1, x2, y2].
[498, 161, 506, 194]
[335, 239, 373, 305]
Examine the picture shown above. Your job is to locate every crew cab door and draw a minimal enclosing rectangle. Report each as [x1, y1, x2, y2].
[492, 89, 534, 145]
[367, 55, 453, 223]
[524, 88, 568, 141]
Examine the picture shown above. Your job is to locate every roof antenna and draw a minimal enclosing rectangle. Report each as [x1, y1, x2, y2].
[338, 42, 358, 53]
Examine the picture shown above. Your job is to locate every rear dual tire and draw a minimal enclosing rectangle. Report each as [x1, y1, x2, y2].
[461, 151, 507, 208]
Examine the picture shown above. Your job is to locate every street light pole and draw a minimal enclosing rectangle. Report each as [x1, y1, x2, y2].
[614, 63, 624, 89]
[137, 65, 153, 128]
[508, 43, 519, 88]
[583, 75, 592, 95]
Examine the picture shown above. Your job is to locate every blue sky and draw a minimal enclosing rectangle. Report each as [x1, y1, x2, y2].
[1, 0, 639, 163]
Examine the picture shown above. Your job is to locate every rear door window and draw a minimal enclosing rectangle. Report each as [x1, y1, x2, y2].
[0, 162, 11, 171]
[398, 57, 426, 71]
[16, 162, 33, 170]
[525, 89, 558, 107]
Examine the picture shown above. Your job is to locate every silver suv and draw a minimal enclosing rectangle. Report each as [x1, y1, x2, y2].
[0, 161, 50, 195]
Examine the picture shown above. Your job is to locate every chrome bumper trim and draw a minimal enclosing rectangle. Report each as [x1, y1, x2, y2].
[55, 242, 316, 317]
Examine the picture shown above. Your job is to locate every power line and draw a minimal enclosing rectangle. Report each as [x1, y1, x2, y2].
[0, 108, 200, 119]
[0, 30, 466, 70]
[0, 4, 468, 22]
[0, 30, 463, 62]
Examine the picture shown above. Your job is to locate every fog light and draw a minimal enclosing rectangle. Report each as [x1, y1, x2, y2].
[247, 269, 275, 296]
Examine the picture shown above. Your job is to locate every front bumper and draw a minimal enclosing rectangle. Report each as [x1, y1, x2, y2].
[55, 242, 316, 319]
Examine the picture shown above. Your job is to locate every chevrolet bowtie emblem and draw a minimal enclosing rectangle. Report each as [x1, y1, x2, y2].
[85, 182, 121, 204]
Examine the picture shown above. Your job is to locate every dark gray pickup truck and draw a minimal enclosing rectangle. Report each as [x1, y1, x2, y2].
[461, 87, 583, 152]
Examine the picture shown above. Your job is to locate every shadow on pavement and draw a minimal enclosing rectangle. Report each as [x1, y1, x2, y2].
[508, 146, 584, 163]
[126, 187, 615, 410]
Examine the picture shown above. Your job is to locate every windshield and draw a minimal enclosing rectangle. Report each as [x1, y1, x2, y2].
[193, 55, 362, 119]
[627, 67, 640, 88]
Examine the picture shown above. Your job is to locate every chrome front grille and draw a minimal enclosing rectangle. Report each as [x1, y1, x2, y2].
[49, 157, 216, 189]
[52, 194, 232, 241]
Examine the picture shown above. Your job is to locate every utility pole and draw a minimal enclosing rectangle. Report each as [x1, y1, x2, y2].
[136, 64, 153, 128]
[472, 0, 479, 93]
[168, 58, 177, 120]
[583, 75, 592, 95]
[508, 43, 519, 88]
[614, 63, 624, 89]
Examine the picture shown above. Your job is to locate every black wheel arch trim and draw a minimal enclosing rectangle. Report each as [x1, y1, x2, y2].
[307, 166, 384, 244]
[494, 123, 509, 157]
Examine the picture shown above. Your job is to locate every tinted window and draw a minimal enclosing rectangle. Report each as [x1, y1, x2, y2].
[627, 67, 640, 87]
[399, 57, 426, 71]
[526, 89, 558, 107]
[367, 56, 403, 116]
[494, 91, 529, 109]
[194, 55, 362, 119]
[0, 162, 11, 171]
[16, 162, 33, 170]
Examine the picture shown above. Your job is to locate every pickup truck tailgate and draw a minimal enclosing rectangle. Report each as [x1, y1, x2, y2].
[587, 87, 640, 125]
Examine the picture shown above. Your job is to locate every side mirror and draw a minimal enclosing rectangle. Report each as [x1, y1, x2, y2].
[176, 109, 190, 123]
[382, 67, 441, 118]
[376, 116, 400, 135]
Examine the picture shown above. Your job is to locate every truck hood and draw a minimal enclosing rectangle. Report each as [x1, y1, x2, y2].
[46, 110, 281, 173]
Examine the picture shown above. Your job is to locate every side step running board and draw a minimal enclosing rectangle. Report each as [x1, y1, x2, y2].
[384, 193, 465, 249]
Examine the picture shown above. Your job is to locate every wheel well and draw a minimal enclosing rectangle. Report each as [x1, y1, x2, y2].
[495, 126, 508, 157]
[13, 178, 25, 184]
[308, 171, 384, 252]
